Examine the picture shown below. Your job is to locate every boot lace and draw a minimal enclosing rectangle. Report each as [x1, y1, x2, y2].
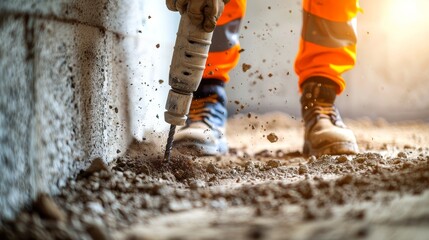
[303, 102, 343, 128]
[188, 94, 219, 122]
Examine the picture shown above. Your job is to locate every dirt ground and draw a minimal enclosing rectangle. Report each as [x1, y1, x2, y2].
[1, 112, 429, 240]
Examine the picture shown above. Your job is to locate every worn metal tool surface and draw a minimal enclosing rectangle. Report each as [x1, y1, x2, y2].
[163, 14, 214, 161]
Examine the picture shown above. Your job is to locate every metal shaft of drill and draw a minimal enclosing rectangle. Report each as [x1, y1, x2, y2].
[164, 125, 176, 161]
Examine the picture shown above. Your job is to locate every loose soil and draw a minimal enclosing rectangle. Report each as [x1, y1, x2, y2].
[1, 113, 429, 240]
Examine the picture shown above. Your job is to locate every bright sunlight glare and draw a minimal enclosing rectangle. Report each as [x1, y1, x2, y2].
[385, 0, 425, 28]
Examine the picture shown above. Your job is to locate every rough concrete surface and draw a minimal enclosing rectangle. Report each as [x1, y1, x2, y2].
[0, 0, 145, 220]
[1, 113, 429, 240]
[0, 0, 146, 35]
[0, 15, 37, 221]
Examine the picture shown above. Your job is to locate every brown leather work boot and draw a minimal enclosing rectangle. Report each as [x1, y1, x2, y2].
[301, 77, 359, 156]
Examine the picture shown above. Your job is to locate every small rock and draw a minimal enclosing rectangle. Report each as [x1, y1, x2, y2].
[296, 182, 313, 199]
[308, 156, 317, 163]
[86, 224, 111, 240]
[123, 170, 134, 179]
[355, 157, 366, 164]
[206, 163, 219, 174]
[230, 168, 238, 175]
[336, 174, 354, 186]
[173, 169, 186, 180]
[298, 164, 309, 175]
[188, 179, 206, 190]
[337, 155, 348, 163]
[162, 172, 176, 181]
[99, 170, 112, 180]
[397, 151, 407, 158]
[139, 164, 151, 175]
[244, 161, 254, 172]
[402, 162, 413, 169]
[267, 133, 278, 143]
[242, 63, 252, 72]
[156, 184, 172, 196]
[100, 190, 116, 205]
[87, 202, 105, 215]
[33, 193, 66, 222]
[208, 176, 218, 182]
[266, 160, 280, 169]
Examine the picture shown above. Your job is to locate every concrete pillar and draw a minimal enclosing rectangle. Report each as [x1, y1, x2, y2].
[0, 0, 178, 220]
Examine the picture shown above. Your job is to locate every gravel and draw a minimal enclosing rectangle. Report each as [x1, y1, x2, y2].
[1, 114, 429, 240]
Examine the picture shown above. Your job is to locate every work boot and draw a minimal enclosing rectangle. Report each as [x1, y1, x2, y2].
[173, 79, 228, 156]
[301, 77, 359, 156]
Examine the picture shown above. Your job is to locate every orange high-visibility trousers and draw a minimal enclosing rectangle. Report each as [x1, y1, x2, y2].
[204, 0, 360, 94]
[202, 0, 247, 82]
[295, 0, 361, 93]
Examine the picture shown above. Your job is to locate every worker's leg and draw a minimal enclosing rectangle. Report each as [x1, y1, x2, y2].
[174, 0, 247, 156]
[295, 0, 361, 156]
[295, 0, 360, 93]
[202, 0, 247, 82]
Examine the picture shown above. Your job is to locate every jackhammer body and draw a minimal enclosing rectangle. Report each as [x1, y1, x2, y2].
[163, 14, 214, 161]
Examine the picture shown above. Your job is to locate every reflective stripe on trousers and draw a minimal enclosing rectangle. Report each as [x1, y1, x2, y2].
[204, 0, 360, 94]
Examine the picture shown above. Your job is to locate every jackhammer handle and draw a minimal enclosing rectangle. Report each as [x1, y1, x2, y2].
[164, 14, 214, 126]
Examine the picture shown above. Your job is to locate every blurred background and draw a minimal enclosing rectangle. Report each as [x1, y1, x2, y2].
[147, 0, 429, 128]
[227, 0, 429, 121]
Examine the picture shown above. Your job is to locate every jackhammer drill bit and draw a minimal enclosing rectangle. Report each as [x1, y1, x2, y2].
[163, 125, 176, 161]
[163, 14, 214, 161]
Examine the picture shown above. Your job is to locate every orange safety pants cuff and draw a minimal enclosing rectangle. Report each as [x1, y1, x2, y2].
[296, 41, 357, 94]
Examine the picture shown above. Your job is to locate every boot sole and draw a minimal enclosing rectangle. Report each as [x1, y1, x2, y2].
[174, 141, 228, 156]
[304, 141, 359, 157]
